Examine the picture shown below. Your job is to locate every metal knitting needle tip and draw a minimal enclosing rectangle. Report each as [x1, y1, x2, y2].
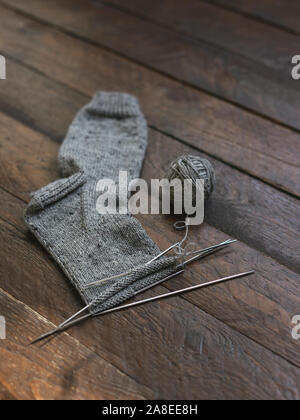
[181, 239, 236, 267]
[84, 239, 236, 289]
[30, 329, 60, 345]
[29, 303, 91, 345]
[195, 238, 237, 254]
[30, 270, 185, 345]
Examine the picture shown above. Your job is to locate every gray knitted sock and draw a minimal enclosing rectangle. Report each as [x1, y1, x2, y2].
[25, 92, 177, 313]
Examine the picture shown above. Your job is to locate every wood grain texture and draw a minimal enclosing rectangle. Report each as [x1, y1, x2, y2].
[0, 111, 300, 370]
[102, 0, 300, 129]
[206, 0, 300, 35]
[8, 0, 298, 132]
[103, 0, 300, 72]
[0, 287, 152, 400]
[0, 5, 299, 199]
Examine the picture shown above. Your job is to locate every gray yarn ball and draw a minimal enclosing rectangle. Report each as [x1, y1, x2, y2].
[166, 155, 216, 208]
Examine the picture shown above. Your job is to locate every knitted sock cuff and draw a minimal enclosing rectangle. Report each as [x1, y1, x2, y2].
[26, 171, 86, 214]
[86, 92, 141, 117]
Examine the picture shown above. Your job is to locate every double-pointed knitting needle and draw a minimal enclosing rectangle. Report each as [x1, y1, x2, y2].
[30, 269, 185, 345]
[179, 239, 235, 267]
[30, 270, 254, 345]
[82, 243, 181, 288]
[84, 238, 236, 289]
[30, 239, 236, 344]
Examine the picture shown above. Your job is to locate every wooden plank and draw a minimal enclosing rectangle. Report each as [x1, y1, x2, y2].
[0, 7, 299, 198]
[0, 110, 60, 202]
[0, 382, 16, 400]
[3, 0, 300, 133]
[0, 288, 152, 400]
[206, 0, 300, 35]
[1, 218, 299, 399]
[0, 112, 299, 370]
[0, 59, 86, 142]
[0, 56, 299, 272]
[103, 0, 300, 72]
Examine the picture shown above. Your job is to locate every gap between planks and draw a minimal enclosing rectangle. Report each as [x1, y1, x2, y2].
[0, 285, 153, 398]
[1, 0, 300, 138]
[0, 54, 299, 273]
[0, 1, 298, 198]
[0, 28, 299, 199]
[3, 50, 299, 201]
[199, 0, 300, 37]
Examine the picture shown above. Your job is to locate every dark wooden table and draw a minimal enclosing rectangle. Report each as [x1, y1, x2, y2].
[0, 0, 299, 400]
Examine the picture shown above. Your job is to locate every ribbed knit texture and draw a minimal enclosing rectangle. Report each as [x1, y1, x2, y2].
[25, 92, 177, 314]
